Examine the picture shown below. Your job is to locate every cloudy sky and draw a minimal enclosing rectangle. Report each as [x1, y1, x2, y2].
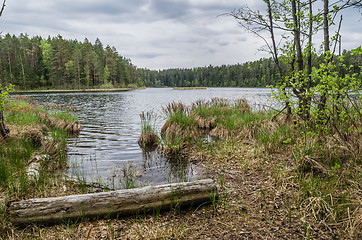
[1, 0, 361, 69]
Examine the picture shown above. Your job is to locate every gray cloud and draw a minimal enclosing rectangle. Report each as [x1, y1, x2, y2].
[1, 0, 361, 69]
[149, 0, 191, 20]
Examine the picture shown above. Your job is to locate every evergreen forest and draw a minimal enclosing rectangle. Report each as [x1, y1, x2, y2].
[0, 33, 360, 90]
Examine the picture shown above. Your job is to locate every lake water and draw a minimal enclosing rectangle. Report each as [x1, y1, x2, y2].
[24, 88, 273, 189]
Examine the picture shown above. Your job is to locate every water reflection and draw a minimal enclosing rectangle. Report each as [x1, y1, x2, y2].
[21, 88, 273, 189]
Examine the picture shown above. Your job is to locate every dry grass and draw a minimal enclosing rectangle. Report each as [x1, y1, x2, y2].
[2, 97, 360, 239]
[138, 131, 159, 150]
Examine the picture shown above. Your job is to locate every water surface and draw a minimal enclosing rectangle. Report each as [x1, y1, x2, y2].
[25, 88, 273, 188]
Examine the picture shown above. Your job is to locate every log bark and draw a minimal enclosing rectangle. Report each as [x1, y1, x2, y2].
[8, 179, 217, 225]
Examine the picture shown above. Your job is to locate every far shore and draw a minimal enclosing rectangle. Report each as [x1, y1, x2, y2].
[12, 87, 146, 94]
[173, 87, 207, 90]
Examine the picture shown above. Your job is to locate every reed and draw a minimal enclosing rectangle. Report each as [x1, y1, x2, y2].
[138, 111, 159, 150]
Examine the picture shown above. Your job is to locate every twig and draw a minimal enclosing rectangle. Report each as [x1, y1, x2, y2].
[272, 105, 287, 120]
[0, 0, 6, 17]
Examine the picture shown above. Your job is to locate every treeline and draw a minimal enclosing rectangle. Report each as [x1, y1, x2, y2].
[140, 58, 279, 87]
[0, 34, 140, 90]
[0, 33, 360, 90]
[140, 51, 361, 88]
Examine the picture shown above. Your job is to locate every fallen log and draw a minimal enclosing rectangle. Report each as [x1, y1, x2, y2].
[8, 179, 217, 225]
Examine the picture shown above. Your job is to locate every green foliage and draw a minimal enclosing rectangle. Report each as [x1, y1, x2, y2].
[103, 65, 110, 84]
[0, 34, 138, 90]
[39, 40, 52, 68]
[99, 82, 114, 89]
[0, 84, 14, 111]
[140, 58, 284, 88]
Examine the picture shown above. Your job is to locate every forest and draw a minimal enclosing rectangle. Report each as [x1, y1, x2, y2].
[0, 34, 140, 90]
[1, 34, 360, 90]
[141, 52, 361, 87]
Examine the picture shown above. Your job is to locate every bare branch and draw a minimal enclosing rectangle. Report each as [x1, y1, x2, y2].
[0, 0, 6, 17]
[331, 15, 343, 58]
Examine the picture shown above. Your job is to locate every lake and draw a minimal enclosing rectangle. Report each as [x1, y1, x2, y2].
[24, 88, 273, 189]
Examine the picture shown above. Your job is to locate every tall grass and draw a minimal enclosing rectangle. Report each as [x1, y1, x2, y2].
[1, 99, 78, 198]
[0, 138, 34, 198]
[0, 98, 83, 237]
[163, 102, 196, 128]
[139, 111, 157, 134]
[160, 96, 361, 237]
[50, 110, 78, 122]
[139, 111, 159, 150]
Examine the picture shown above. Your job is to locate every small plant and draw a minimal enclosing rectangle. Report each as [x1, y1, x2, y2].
[121, 164, 137, 189]
[176, 161, 189, 182]
[138, 111, 159, 150]
[139, 111, 157, 134]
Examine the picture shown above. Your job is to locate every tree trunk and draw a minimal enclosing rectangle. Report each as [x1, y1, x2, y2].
[323, 0, 330, 54]
[8, 179, 218, 225]
[305, 0, 313, 120]
[318, 0, 330, 119]
[266, 0, 292, 120]
[0, 108, 9, 140]
[292, 0, 303, 73]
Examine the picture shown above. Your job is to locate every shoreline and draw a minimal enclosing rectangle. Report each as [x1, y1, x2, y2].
[12, 87, 143, 94]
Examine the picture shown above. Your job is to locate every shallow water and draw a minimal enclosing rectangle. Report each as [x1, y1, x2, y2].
[23, 88, 273, 189]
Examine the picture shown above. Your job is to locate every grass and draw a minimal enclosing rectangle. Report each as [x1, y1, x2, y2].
[50, 110, 78, 122]
[138, 111, 159, 150]
[0, 97, 90, 238]
[0, 138, 34, 198]
[121, 164, 137, 189]
[155, 97, 361, 239]
[1, 96, 360, 239]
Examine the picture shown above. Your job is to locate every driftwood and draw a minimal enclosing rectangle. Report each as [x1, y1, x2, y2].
[8, 179, 217, 225]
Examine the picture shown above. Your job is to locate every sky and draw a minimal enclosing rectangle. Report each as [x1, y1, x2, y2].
[1, 0, 361, 70]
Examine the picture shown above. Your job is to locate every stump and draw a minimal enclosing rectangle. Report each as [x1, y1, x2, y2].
[8, 179, 217, 225]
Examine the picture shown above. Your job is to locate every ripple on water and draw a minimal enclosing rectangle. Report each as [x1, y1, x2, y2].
[23, 88, 273, 189]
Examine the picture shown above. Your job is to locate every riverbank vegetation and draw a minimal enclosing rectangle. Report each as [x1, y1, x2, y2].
[6, 95, 358, 239]
[0, 96, 91, 236]
[146, 95, 361, 238]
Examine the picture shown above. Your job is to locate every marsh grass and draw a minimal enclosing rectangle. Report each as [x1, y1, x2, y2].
[158, 97, 361, 238]
[0, 138, 33, 198]
[50, 110, 78, 123]
[138, 111, 159, 150]
[160, 98, 266, 155]
[0, 98, 85, 238]
[139, 111, 157, 134]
